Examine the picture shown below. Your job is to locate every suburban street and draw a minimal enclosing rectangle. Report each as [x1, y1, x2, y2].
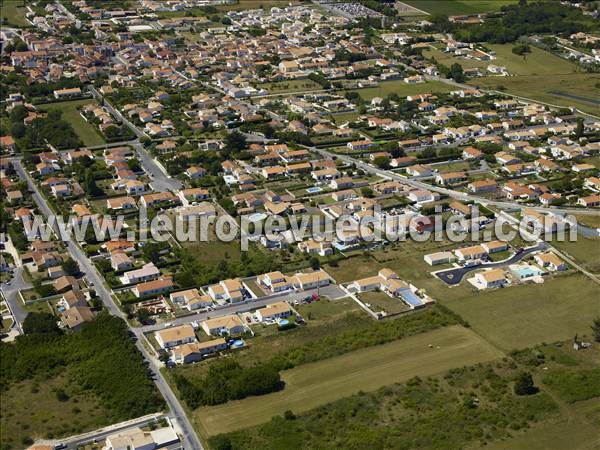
[434, 243, 548, 285]
[309, 145, 600, 216]
[142, 284, 346, 333]
[11, 160, 204, 450]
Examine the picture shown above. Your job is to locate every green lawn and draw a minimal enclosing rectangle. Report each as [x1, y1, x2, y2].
[349, 79, 454, 101]
[193, 325, 503, 436]
[0, 0, 29, 27]
[424, 43, 578, 76]
[402, 0, 518, 15]
[1, 374, 111, 448]
[41, 99, 106, 147]
[469, 73, 600, 116]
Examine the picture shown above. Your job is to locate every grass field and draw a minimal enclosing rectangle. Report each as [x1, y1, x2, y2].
[258, 79, 323, 94]
[0, 0, 29, 27]
[350, 79, 454, 100]
[41, 99, 106, 147]
[572, 214, 600, 229]
[401, 0, 518, 15]
[325, 241, 600, 352]
[217, 0, 301, 11]
[551, 236, 600, 274]
[424, 44, 578, 76]
[469, 73, 600, 116]
[193, 325, 503, 436]
[444, 273, 600, 351]
[1, 374, 110, 448]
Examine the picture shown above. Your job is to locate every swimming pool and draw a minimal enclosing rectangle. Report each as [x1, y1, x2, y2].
[516, 266, 540, 278]
[306, 187, 322, 194]
[247, 212, 267, 222]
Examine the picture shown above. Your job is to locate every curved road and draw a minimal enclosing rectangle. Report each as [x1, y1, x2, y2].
[434, 243, 548, 285]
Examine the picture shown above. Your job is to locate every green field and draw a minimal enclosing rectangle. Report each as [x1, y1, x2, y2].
[551, 236, 600, 274]
[41, 99, 106, 147]
[258, 79, 324, 94]
[194, 325, 503, 436]
[325, 242, 600, 352]
[425, 43, 578, 76]
[0, 0, 29, 27]
[445, 274, 600, 351]
[402, 0, 518, 15]
[350, 79, 454, 100]
[1, 374, 111, 447]
[212, 342, 599, 450]
[469, 73, 600, 116]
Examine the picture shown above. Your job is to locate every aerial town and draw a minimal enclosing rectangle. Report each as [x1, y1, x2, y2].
[0, 0, 599, 449]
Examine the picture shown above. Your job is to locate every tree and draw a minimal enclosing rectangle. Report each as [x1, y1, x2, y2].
[361, 187, 375, 198]
[514, 372, 537, 396]
[310, 256, 320, 270]
[592, 318, 600, 342]
[136, 308, 151, 325]
[373, 156, 390, 169]
[449, 63, 465, 83]
[224, 131, 246, 154]
[575, 118, 584, 139]
[512, 44, 531, 57]
[22, 312, 61, 335]
[62, 258, 79, 276]
[84, 168, 102, 197]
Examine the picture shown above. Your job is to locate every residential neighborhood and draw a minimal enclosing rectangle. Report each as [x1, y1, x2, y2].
[0, 1, 599, 449]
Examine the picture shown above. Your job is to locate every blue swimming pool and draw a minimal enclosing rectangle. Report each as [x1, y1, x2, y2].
[278, 319, 290, 326]
[399, 290, 424, 309]
[516, 266, 540, 278]
[306, 187, 322, 193]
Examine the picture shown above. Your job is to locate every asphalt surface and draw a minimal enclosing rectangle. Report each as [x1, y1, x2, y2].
[13, 160, 204, 450]
[142, 284, 347, 333]
[434, 242, 548, 285]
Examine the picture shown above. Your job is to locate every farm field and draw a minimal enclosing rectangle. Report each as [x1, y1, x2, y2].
[424, 43, 578, 76]
[444, 273, 600, 351]
[349, 79, 454, 100]
[401, 0, 518, 15]
[1, 0, 29, 27]
[40, 99, 106, 147]
[469, 73, 600, 116]
[193, 325, 503, 436]
[1, 374, 110, 448]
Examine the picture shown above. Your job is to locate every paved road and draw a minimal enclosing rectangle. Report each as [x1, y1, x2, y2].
[434, 243, 548, 285]
[132, 141, 183, 192]
[12, 160, 204, 450]
[142, 284, 346, 333]
[309, 145, 600, 216]
[0, 267, 30, 331]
